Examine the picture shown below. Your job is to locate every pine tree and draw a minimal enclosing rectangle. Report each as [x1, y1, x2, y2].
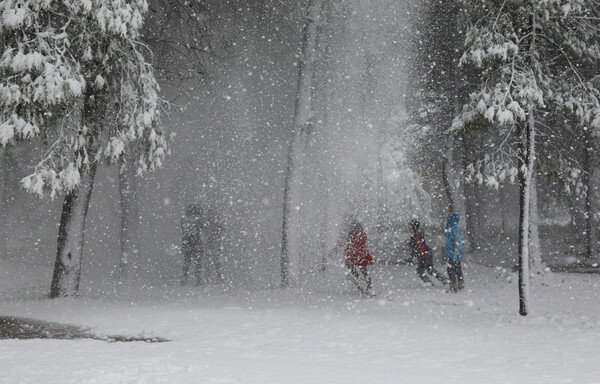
[406, 0, 492, 254]
[455, 0, 600, 315]
[0, 0, 169, 297]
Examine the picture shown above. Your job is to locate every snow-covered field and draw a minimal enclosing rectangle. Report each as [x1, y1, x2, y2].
[1, 258, 599, 384]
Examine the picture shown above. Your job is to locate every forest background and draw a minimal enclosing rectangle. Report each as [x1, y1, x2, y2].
[1, 0, 599, 315]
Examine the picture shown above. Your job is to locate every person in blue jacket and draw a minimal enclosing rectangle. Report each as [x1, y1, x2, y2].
[443, 212, 465, 292]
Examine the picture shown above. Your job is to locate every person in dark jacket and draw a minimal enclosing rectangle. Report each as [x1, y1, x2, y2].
[443, 212, 465, 292]
[406, 219, 448, 286]
[181, 203, 205, 286]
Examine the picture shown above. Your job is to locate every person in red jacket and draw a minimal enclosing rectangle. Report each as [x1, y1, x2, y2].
[330, 219, 373, 292]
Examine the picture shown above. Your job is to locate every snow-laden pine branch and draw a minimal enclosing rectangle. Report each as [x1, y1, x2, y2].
[0, 0, 170, 199]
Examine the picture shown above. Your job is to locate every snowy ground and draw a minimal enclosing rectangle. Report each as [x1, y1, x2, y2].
[1, 258, 599, 384]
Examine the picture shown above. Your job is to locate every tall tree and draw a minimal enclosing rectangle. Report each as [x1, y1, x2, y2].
[0, 0, 169, 297]
[456, 0, 600, 315]
[281, 0, 324, 287]
[0, 151, 8, 258]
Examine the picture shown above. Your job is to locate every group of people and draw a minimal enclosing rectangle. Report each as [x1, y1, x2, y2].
[330, 212, 465, 294]
[407, 212, 465, 292]
[180, 203, 224, 286]
[180, 204, 465, 293]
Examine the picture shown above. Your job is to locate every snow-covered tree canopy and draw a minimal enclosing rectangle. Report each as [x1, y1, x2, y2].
[455, 0, 600, 130]
[0, 0, 169, 198]
[452, 0, 600, 186]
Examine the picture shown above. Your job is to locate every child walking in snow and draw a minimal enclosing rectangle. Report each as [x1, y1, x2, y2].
[329, 219, 374, 294]
[406, 219, 448, 286]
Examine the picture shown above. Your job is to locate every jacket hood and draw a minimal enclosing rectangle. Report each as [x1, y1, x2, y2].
[409, 219, 420, 232]
[446, 212, 460, 227]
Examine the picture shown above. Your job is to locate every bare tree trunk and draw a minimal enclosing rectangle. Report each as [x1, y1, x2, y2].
[518, 3, 539, 316]
[529, 170, 543, 270]
[518, 108, 536, 316]
[0, 151, 7, 259]
[442, 136, 456, 213]
[320, 203, 329, 272]
[0, 29, 8, 259]
[281, 0, 323, 287]
[117, 159, 139, 280]
[582, 138, 594, 259]
[49, 162, 98, 297]
[499, 182, 508, 236]
[50, 91, 105, 298]
[0, 150, 19, 259]
[461, 137, 479, 253]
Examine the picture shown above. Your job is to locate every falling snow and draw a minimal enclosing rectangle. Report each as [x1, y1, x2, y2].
[1, 0, 600, 383]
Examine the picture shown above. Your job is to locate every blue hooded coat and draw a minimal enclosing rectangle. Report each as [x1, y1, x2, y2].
[443, 212, 465, 262]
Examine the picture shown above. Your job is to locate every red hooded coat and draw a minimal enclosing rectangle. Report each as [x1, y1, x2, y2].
[345, 224, 373, 267]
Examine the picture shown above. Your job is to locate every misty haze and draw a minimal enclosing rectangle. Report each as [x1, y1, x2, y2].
[1, 1, 600, 383]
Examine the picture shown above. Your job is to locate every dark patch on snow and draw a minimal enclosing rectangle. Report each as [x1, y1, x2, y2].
[0, 316, 169, 342]
[547, 264, 600, 274]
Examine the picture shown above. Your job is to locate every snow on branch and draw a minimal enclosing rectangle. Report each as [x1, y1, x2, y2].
[0, 0, 170, 198]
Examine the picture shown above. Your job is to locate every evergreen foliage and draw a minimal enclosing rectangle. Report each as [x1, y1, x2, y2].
[455, 0, 600, 147]
[0, 0, 169, 199]
[455, 0, 600, 315]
